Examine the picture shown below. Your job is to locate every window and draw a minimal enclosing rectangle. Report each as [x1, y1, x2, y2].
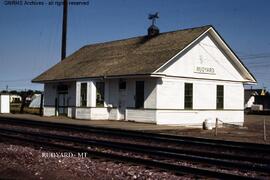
[57, 85, 68, 93]
[184, 83, 193, 109]
[96, 82, 105, 107]
[80, 83, 87, 107]
[119, 79, 126, 90]
[216, 85, 224, 109]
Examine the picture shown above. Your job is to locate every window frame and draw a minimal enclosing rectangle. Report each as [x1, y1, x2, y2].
[80, 83, 87, 107]
[119, 79, 126, 90]
[184, 83, 193, 109]
[216, 85, 224, 109]
[96, 81, 105, 107]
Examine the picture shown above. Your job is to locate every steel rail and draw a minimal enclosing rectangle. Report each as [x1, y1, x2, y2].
[1, 121, 270, 163]
[0, 127, 269, 174]
[0, 131, 263, 180]
[0, 117, 270, 153]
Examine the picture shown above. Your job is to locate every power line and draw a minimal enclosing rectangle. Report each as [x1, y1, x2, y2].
[240, 52, 270, 58]
[0, 78, 32, 82]
[199, 42, 270, 60]
[245, 63, 270, 67]
[241, 55, 270, 60]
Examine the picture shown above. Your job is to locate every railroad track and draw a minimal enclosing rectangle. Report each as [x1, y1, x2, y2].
[0, 127, 269, 179]
[1, 116, 270, 154]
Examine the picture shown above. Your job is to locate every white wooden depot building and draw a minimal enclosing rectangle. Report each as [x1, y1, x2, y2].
[32, 25, 256, 126]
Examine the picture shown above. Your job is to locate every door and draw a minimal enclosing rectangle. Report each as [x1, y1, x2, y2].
[135, 81, 144, 109]
[118, 79, 126, 120]
[56, 85, 68, 116]
[58, 93, 68, 115]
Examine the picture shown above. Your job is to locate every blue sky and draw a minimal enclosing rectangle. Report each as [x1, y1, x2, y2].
[0, 0, 270, 91]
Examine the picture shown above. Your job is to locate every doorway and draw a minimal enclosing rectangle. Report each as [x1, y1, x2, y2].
[57, 85, 68, 116]
[135, 81, 144, 109]
[58, 93, 68, 115]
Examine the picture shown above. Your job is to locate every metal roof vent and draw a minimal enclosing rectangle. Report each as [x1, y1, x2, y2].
[147, 12, 159, 37]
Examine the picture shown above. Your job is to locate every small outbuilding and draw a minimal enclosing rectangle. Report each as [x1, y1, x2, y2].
[0, 94, 10, 113]
[244, 89, 265, 109]
[32, 25, 256, 126]
[245, 89, 270, 111]
[29, 94, 43, 108]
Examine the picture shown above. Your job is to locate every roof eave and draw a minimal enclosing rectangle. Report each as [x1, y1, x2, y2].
[208, 27, 257, 83]
[31, 73, 163, 83]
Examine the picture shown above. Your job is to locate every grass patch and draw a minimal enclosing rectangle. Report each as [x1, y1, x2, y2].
[10, 103, 41, 115]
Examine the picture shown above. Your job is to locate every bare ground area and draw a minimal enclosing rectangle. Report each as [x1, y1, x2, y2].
[0, 141, 191, 180]
[154, 114, 270, 144]
[0, 114, 269, 179]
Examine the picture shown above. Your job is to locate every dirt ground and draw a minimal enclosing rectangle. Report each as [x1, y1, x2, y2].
[155, 114, 270, 144]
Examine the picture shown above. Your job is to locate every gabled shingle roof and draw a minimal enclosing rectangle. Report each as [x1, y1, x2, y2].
[32, 25, 211, 82]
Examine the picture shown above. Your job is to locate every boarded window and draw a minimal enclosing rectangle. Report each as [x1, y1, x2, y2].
[216, 85, 224, 109]
[184, 83, 193, 109]
[96, 82, 105, 107]
[80, 83, 87, 107]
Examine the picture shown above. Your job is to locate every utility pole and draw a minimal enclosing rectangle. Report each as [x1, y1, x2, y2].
[61, 0, 68, 60]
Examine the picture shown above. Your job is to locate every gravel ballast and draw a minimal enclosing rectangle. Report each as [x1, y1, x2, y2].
[0, 142, 193, 180]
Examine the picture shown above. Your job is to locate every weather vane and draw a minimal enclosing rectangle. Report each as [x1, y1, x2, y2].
[148, 12, 159, 26]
